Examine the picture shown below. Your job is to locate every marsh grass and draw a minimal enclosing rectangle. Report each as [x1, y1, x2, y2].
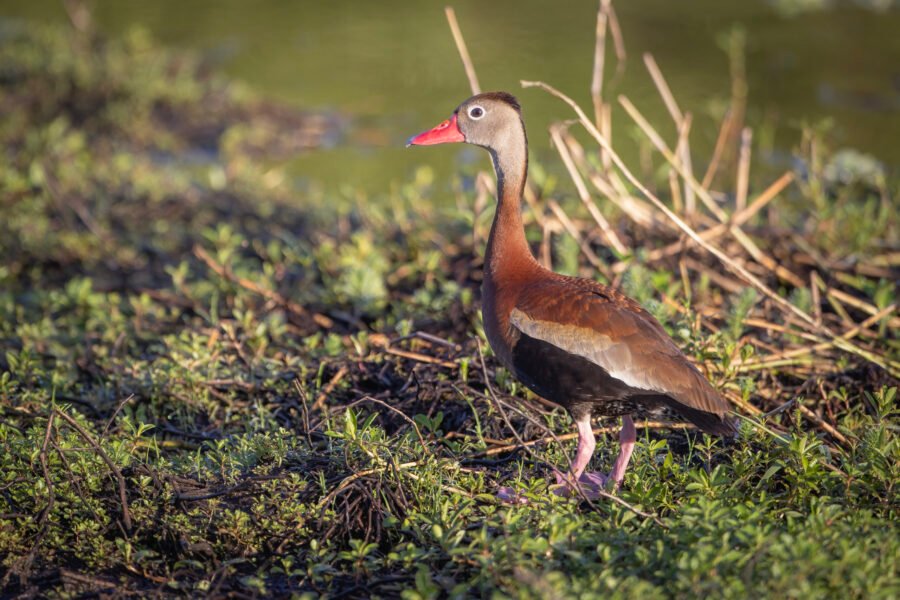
[1, 8, 898, 599]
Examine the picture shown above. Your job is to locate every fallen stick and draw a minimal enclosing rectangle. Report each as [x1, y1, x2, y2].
[54, 408, 132, 531]
[312, 365, 349, 412]
[193, 245, 333, 329]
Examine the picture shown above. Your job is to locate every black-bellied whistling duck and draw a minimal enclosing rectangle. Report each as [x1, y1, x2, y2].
[408, 92, 736, 497]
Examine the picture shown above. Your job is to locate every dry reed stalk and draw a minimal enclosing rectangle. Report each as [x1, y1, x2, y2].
[678, 258, 693, 303]
[618, 96, 725, 220]
[411, 331, 462, 349]
[605, 0, 626, 73]
[384, 347, 459, 369]
[681, 257, 746, 294]
[797, 404, 851, 445]
[63, 0, 93, 34]
[724, 28, 748, 171]
[739, 358, 836, 372]
[549, 123, 628, 255]
[643, 53, 696, 214]
[848, 261, 897, 280]
[591, 0, 618, 169]
[591, 3, 609, 128]
[587, 169, 656, 228]
[743, 318, 828, 342]
[735, 128, 753, 212]
[810, 271, 824, 326]
[826, 289, 856, 326]
[870, 252, 900, 267]
[619, 95, 808, 289]
[612, 171, 794, 273]
[643, 53, 683, 123]
[622, 94, 767, 272]
[561, 130, 657, 227]
[724, 390, 764, 417]
[668, 168, 683, 214]
[547, 200, 612, 278]
[826, 287, 900, 329]
[444, 7, 480, 95]
[600, 105, 614, 171]
[675, 115, 697, 215]
[619, 96, 803, 302]
[702, 109, 734, 188]
[741, 305, 897, 368]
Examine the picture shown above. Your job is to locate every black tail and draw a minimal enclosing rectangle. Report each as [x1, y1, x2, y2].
[664, 398, 739, 437]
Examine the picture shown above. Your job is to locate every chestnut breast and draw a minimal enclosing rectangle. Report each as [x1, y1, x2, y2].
[481, 267, 540, 370]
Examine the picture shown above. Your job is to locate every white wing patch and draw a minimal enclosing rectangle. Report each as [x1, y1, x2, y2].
[510, 308, 667, 394]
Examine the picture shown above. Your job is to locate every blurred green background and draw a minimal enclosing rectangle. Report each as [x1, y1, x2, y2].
[3, 0, 899, 193]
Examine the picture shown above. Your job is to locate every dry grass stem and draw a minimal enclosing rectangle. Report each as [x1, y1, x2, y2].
[604, 0, 626, 73]
[741, 305, 897, 368]
[562, 131, 656, 227]
[702, 109, 734, 188]
[591, 4, 609, 128]
[643, 53, 683, 123]
[614, 171, 793, 273]
[312, 365, 349, 412]
[384, 347, 459, 369]
[618, 95, 725, 219]
[549, 123, 628, 255]
[676, 115, 697, 215]
[547, 200, 610, 276]
[736, 127, 753, 212]
[444, 6, 480, 95]
[642, 53, 696, 213]
[346, 395, 430, 453]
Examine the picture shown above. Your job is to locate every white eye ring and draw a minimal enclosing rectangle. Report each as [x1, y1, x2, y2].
[468, 105, 486, 120]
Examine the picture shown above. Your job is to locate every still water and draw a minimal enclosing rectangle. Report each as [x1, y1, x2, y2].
[3, 0, 899, 194]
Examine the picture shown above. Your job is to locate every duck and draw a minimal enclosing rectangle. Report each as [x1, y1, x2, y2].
[407, 92, 736, 497]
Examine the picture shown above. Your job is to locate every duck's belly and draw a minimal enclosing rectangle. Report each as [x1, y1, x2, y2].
[510, 329, 680, 422]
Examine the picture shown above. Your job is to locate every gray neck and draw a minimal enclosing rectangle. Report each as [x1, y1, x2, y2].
[483, 118, 536, 281]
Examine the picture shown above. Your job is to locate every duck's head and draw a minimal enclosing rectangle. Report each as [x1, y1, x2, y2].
[406, 91, 523, 151]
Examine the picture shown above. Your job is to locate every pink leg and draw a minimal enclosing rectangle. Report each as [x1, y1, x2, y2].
[499, 416, 597, 504]
[608, 415, 636, 487]
[570, 415, 596, 479]
[553, 415, 608, 496]
[500, 415, 636, 503]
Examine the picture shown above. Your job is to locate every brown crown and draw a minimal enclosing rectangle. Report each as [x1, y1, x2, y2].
[474, 91, 521, 112]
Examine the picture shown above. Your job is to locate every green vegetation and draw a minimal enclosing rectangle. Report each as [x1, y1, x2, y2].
[1, 20, 898, 599]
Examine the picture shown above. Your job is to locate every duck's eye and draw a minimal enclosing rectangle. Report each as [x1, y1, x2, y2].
[468, 106, 485, 120]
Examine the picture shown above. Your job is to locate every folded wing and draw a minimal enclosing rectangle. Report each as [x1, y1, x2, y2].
[510, 277, 734, 432]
